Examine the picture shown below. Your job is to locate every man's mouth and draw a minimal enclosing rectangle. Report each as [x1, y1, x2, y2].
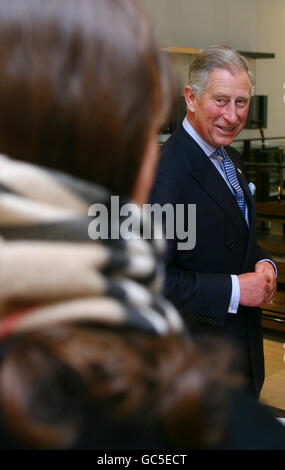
[216, 125, 236, 132]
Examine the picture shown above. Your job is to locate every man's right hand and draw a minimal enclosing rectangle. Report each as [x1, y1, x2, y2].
[238, 272, 274, 307]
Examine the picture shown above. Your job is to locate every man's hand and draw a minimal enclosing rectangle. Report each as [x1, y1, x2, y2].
[238, 262, 276, 307]
[255, 261, 277, 304]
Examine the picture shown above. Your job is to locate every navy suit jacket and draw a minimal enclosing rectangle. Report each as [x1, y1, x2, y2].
[150, 125, 269, 396]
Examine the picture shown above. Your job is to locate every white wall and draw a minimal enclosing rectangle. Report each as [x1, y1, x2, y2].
[138, 0, 258, 50]
[138, 0, 285, 140]
[255, 0, 285, 138]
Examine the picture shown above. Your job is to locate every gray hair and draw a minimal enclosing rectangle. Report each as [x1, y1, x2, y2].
[189, 45, 252, 100]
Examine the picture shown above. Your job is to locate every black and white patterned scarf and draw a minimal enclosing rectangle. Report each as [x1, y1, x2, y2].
[0, 154, 184, 339]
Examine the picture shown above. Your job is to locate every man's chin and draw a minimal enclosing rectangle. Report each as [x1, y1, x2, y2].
[213, 127, 241, 147]
[213, 134, 237, 148]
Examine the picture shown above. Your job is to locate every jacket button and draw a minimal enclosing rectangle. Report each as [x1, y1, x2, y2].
[227, 240, 235, 249]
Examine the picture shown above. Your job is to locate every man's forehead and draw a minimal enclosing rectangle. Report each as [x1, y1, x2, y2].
[206, 68, 251, 95]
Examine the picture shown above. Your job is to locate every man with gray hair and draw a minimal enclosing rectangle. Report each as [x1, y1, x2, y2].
[150, 45, 276, 398]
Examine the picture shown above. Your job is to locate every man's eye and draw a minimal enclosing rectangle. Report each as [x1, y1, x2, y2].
[237, 99, 248, 106]
[216, 99, 226, 105]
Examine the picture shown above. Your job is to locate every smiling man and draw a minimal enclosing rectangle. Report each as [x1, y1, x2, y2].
[185, 67, 250, 148]
[150, 46, 276, 398]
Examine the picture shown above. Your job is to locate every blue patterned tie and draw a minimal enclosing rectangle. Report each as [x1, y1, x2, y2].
[214, 147, 246, 218]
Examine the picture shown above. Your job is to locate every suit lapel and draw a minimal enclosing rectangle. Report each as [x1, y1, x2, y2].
[177, 128, 249, 240]
[237, 169, 255, 226]
[225, 145, 255, 228]
[225, 148, 257, 269]
[235, 167, 257, 270]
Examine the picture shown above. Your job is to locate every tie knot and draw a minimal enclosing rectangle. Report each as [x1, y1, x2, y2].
[211, 147, 246, 219]
[214, 147, 226, 159]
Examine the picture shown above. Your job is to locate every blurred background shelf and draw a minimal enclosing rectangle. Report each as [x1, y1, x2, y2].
[244, 146, 285, 333]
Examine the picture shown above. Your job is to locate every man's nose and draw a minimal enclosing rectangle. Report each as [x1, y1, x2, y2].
[224, 103, 239, 123]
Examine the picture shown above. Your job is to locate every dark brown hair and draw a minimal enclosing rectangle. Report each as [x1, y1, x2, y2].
[0, 327, 241, 449]
[0, 0, 178, 197]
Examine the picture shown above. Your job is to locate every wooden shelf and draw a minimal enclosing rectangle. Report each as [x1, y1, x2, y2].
[256, 201, 285, 218]
[256, 203, 285, 331]
[162, 46, 275, 59]
[162, 46, 200, 55]
[262, 289, 285, 332]
[262, 313, 285, 332]
[259, 266, 285, 330]
[238, 51, 275, 59]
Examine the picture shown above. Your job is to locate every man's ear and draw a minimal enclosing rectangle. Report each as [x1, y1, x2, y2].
[184, 85, 197, 113]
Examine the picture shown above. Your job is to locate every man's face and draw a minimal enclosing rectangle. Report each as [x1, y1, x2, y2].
[185, 68, 251, 148]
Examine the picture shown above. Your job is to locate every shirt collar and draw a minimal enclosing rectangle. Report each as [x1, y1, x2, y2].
[182, 116, 217, 157]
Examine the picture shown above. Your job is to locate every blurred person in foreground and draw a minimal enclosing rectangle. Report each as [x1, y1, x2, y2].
[0, 0, 284, 451]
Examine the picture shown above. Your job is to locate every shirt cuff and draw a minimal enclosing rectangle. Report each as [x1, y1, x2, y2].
[257, 259, 278, 277]
[228, 274, 240, 314]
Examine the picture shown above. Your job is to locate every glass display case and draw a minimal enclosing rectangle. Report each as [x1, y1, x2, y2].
[235, 139, 285, 202]
[236, 137, 285, 331]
